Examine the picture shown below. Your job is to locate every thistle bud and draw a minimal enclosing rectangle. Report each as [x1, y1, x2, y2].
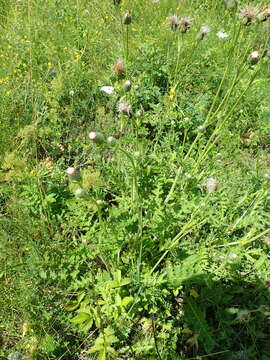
[196, 25, 210, 40]
[66, 167, 76, 177]
[89, 131, 105, 144]
[123, 80, 132, 91]
[206, 177, 219, 193]
[112, 59, 126, 78]
[249, 51, 260, 64]
[75, 188, 86, 198]
[107, 136, 116, 145]
[168, 15, 179, 31]
[123, 12, 132, 25]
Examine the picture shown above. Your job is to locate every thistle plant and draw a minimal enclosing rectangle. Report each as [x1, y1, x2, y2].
[168, 15, 180, 31]
[179, 17, 192, 33]
[239, 6, 258, 25]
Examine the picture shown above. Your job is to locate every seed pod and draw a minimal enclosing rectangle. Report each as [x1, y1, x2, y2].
[89, 131, 105, 144]
[123, 12, 132, 25]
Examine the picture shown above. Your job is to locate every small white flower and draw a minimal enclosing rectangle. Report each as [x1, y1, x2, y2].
[69, 90, 75, 96]
[100, 86, 114, 95]
[216, 31, 229, 39]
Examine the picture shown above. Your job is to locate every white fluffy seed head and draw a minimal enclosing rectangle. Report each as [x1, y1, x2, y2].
[206, 177, 219, 192]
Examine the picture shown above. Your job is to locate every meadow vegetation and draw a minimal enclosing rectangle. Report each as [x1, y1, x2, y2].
[0, 0, 270, 359]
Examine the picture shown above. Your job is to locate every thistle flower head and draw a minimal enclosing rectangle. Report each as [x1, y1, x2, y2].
[179, 17, 192, 33]
[117, 101, 132, 117]
[123, 12, 132, 25]
[257, 5, 270, 22]
[196, 25, 211, 40]
[123, 79, 132, 91]
[249, 50, 260, 64]
[239, 6, 258, 25]
[206, 177, 219, 192]
[201, 25, 211, 35]
[168, 14, 180, 31]
[89, 131, 105, 144]
[112, 59, 126, 78]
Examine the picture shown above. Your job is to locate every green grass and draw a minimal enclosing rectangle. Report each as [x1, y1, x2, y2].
[1, 0, 270, 359]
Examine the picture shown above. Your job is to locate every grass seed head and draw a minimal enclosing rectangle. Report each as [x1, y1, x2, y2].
[113, 59, 126, 78]
[168, 15, 180, 31]
[239, 6, 258, 25]
[179, 17, 192, 33]
[123, 12, 132, 25]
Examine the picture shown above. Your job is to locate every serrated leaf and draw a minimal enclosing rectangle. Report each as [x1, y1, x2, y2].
[70, 312, 90, 324]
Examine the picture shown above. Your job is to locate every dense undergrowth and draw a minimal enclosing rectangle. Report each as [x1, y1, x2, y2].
[1, 0, 270, 359]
